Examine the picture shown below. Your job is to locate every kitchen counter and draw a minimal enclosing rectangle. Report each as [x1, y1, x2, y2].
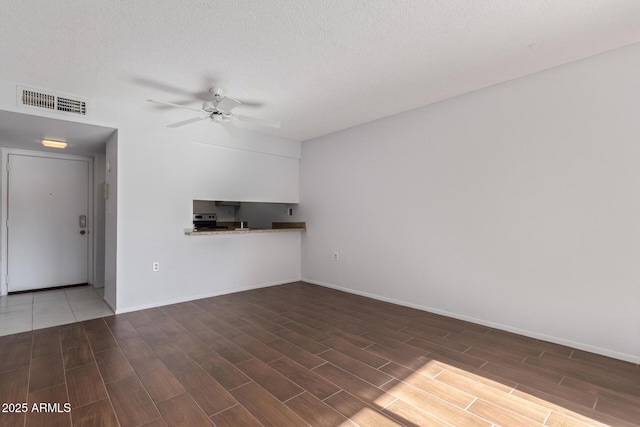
[185, 222, 306, 236]
[186, 228, 304, 236]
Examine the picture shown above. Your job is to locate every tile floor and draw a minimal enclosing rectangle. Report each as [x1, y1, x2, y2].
[2, 282, 638, 426]
[0, 286, 113, 336]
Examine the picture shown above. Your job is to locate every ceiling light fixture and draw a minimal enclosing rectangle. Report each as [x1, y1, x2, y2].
[42, 139, 68, 149]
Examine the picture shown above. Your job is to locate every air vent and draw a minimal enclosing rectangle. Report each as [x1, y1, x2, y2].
[57, 97, 86, 115]
[21, 90, 55, 110]
[17, 85, 88, 116]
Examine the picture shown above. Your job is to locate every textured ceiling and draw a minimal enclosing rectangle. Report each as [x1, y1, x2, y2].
[2, 0, 640, 141]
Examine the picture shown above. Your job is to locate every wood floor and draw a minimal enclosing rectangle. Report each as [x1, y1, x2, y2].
[0, 282, 638, 427]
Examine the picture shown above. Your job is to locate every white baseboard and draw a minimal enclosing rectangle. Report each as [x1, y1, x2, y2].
[303, 278, 640, 365]
[114, 278, 301, 315]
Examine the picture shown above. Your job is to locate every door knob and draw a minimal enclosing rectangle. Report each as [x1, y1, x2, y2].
[80, 230, 86, 235]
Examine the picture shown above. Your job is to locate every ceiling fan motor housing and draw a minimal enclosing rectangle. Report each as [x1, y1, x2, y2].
[202, 101, 216, 112]
[209, 87, 226, 97]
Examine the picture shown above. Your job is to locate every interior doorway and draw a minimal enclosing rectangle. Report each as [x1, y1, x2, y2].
[0, 109, 116, 312]
[6, 151, 92, 292]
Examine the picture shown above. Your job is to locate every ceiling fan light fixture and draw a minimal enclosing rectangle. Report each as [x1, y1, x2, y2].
[42, 139, 68, 149]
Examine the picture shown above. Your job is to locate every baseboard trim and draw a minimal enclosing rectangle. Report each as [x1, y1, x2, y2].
[303, 278, 640, 365]
[114, 278, 302, 315]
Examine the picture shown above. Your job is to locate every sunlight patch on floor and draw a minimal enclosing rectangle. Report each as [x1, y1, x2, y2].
[378, 359, 609, 427]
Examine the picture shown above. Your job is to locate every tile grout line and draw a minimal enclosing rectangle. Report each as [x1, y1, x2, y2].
[64, 289, 78, 322]
[209, 402, 239, 418]
[320, 389, 343, 402]
[153, 389, 190, 406]
[226, 380, 252, 393]
[380, 397, 397, 411]
[57, 327, 71, 424]
[31, 294, 34, 335]
[321, 360, 400, 395]
[377, 361, 391, 371]
[464, 396, 478, 411]
[509, 383, 519, 395]
[431, 369, 444, 379]
[377, 377, 396, 389]
[230, 378, 307, 426]
[281, 390, 306, 404]
[83, 321, 124, 427]
[23, 330, 35, 427]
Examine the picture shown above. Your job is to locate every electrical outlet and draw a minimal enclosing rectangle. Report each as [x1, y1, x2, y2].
[152, 262, 159, 272]
[333, 252, 339, 261]
[287, 207, 293, 216]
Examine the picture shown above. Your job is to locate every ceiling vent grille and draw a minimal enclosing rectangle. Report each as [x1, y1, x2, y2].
[57, 96, 87, 115]
[22, 89, 55, 110]
[17, 85, 88, 116]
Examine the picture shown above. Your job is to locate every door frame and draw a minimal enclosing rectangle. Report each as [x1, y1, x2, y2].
[0, 148, 95, 296]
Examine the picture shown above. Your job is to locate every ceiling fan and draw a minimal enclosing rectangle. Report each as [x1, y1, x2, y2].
[147, 87, 281, 129]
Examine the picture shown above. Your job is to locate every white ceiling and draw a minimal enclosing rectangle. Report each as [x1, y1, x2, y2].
[1, 0, 640, 142]
[0, 110, 115, 155]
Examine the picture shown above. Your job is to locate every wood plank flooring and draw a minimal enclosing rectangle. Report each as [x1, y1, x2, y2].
[0, 281, 638, 426]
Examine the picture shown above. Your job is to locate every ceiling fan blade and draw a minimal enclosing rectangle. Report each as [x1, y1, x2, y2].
[216, 97, 242, 114]
[133, 77, 193, 96]
[220, 120, 245, 139]
[147, 99, 204, 113]
[233, 114, 281, 129]
[167, 117, 208, 128]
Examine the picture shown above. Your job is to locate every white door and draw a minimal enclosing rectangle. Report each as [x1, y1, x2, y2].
[7, 154, 90, 292]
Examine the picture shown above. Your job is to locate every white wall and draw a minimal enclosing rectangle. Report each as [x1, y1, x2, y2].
[112, 117, 301, 313]
[0, 79, 302, 313]
[300, 43, 640, 363]
[92, 153, 106, 287]
[103, 133, 118, 309]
